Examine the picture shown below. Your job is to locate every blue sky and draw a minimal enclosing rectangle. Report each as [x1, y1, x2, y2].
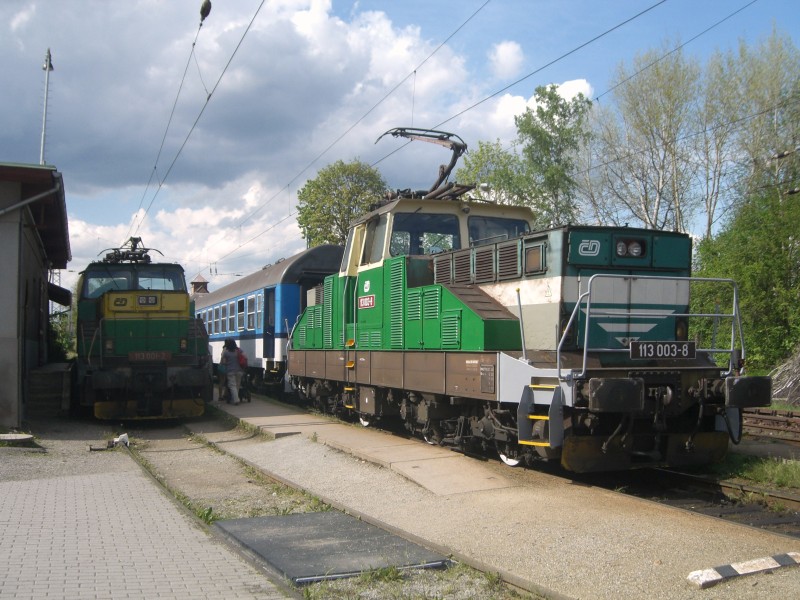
[1, 0, 797, 290]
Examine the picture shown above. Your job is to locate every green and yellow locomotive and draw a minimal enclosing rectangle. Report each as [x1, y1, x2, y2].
[74, 238, 212, 419]
[287, 128, 771, 472]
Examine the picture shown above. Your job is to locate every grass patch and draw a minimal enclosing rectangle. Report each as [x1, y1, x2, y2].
[358, 566, 405, 585]
[706, 453, 800, 489]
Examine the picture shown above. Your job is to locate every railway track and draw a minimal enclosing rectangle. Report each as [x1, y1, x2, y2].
[743, 408, 800, 443]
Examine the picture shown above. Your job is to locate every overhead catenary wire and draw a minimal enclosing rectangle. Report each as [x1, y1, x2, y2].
[234, 0, 494, 229]
[194, 0, 774, 274]
[212, 0, 668, 270]
[125, 25, 204, 244]
[131, 0, 268, 239]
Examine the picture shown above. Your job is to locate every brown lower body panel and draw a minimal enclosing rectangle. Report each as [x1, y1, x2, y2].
[289, 350, 498, 402]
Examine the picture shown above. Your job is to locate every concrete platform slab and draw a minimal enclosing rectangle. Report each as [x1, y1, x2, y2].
[216, 511, 449, 584]
[390, 455, 516, 495]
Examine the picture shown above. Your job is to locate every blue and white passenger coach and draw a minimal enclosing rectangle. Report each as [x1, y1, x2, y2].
[193, 244, 343, 389]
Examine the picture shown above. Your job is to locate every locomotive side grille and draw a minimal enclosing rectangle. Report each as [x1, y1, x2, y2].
[433, 255, 452, 284]
[498, 241, 521, 279]
[389, 260, 405, 348]
[423, 288, 441, 320]
[297, 326, 307, 346]
[371, 330, 382, 347]
[441, 310, 461, 349]
[323, 277, 333, 348]
[307, 306, 318, 329]
[453, 252, 471, 284]
[407, 290, 422, 320]
[357, 330, 382, 348]
[474, 246, 496, 283]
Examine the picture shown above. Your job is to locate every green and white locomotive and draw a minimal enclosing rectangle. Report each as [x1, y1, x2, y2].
[74, 238, 212, 419]
[287, 129, 771, 472]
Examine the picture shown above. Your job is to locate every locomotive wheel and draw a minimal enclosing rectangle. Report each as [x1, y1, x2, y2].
[497, 443, 522, 467]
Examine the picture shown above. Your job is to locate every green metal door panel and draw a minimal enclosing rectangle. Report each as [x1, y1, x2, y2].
[483, 320, 522, 350]
[652, 235, 691, 270]
[406, 289, 423, 348]
[323, 276, 334, 348]
[567, 231, 612, 266]
[355, 267, 383, 348]
[441, 310, 461, 349]
[387, 258, 405, 348]
[422, 287, 442, 348]
[326, 274, 354, 349]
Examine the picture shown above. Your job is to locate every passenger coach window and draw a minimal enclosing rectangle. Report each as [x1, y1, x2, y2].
[257, 294, 263, 329]
[228, 302, 235, 331]
[220, 305, 227, 333]
[213, 307, 220, 334]
[237, 299, 245, 331]
[247, 295, 256, 330]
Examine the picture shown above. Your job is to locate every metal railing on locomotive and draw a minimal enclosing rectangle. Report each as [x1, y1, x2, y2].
[556, 274, 745, 382]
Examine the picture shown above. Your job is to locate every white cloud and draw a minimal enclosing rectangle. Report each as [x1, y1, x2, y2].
[488, 41, 523, 80]
[550, 78, 593, 102]
[10, 4, 35, 32]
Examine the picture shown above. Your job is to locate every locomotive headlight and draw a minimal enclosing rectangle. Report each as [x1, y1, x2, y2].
[675, 318, 688, 341]
[104, 339, 114, 354]
[179, 338, 188, 352]
[615, 239, 645, 258]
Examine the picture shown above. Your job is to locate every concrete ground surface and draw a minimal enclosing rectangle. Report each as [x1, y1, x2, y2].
[194, 397, 800, 600]
[0, 419, 296, 600]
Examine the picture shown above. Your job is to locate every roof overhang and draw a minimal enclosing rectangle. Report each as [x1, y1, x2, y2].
[0, 163, 71, 269]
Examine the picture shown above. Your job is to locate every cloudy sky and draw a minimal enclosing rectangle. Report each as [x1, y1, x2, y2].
[2, 0, 797, 291]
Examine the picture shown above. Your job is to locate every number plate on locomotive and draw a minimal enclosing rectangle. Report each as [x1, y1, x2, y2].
[129, 351, 172, 362]
[630, 341, 695, 359]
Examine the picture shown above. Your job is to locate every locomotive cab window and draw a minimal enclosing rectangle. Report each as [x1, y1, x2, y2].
[136, 266, 186, 291]
[469, 216, 530, 247]
[360, 214, 388, 265]
[82, 268, 132, 298]
[390, 212, 461, 256]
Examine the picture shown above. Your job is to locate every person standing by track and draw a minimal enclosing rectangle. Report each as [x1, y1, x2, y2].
[220, 338, 242, 405]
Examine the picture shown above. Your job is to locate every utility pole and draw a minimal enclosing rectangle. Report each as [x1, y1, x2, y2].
[40, 48, 54, 165]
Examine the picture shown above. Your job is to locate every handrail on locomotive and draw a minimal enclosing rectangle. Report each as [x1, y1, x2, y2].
[556, 273, 746, 383]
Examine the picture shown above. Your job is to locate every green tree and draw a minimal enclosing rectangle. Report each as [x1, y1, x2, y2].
[456, 139, 527, 206]
[693, 187, 800, 372]
[515, 84, 592, 226]
[583, 43, 701, 232]
[296, 160, 387, 246]
[455, 85, 591, 228]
